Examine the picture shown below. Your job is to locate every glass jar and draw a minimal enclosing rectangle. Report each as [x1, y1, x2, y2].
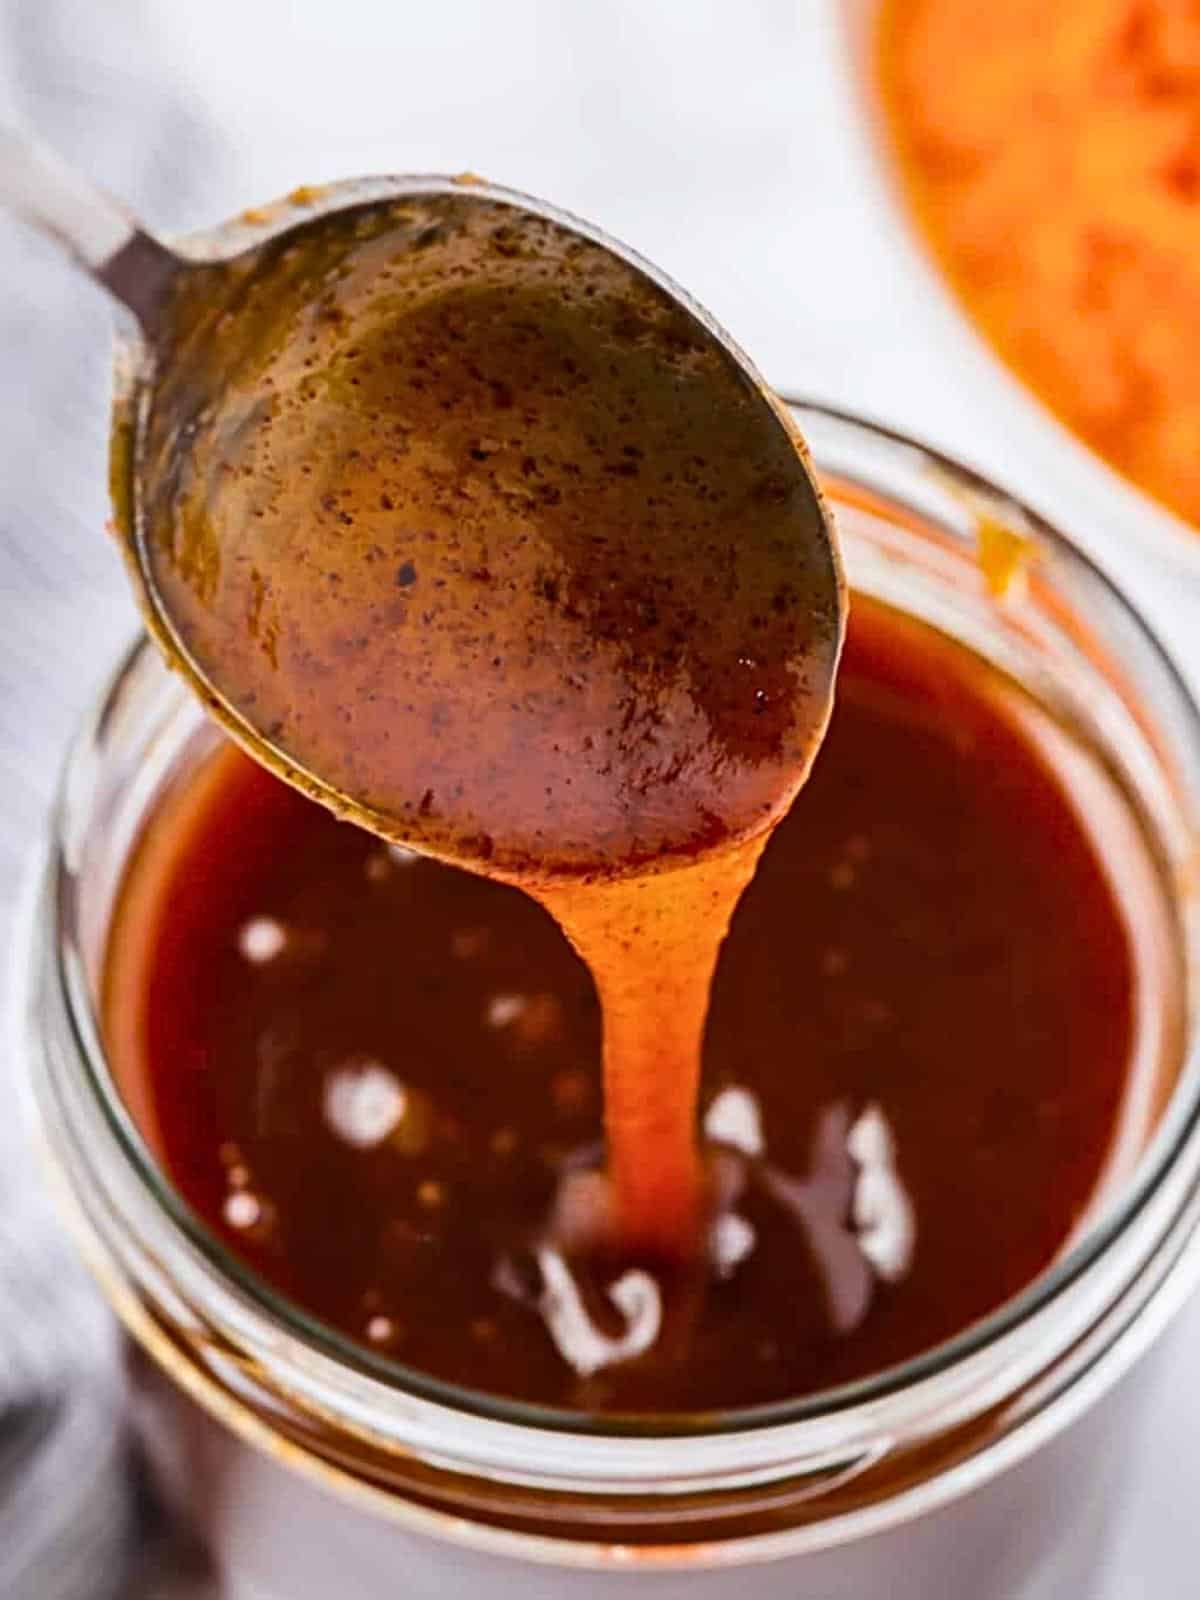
[15, 403, 1200, 1600]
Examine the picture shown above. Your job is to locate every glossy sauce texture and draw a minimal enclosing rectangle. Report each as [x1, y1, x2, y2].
[105, 599, 1138, 1413]
[135, 193, 842, 1255]
[140, 193, 840, 876]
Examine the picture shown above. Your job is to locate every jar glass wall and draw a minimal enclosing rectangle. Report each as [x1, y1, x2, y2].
[15, 403, 1200, 1598]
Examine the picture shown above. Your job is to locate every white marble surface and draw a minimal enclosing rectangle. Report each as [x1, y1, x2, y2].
[1, 1, 1198, 1594]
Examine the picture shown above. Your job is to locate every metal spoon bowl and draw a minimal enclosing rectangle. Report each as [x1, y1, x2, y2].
[2, 134, 844, 881]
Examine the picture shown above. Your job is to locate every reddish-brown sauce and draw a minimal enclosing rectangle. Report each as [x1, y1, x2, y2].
[132, 196, 843, 1257]
[105, 596, 1138, 1413]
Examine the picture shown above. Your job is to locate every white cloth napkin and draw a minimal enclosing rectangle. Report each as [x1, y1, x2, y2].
[0, 3, 230, 1593]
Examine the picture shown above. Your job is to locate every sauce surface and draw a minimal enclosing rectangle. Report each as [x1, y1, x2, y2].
[105, 597, 1140, 1413]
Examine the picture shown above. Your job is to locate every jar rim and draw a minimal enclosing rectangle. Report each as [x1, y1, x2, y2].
[39, 398, 1200, 1466]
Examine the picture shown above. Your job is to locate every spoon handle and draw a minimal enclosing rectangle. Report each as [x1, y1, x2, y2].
[0, 126, 182, 329]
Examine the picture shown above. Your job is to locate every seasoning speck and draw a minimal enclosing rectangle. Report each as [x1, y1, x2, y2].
[364, 851, 391, 883]
[452, 926, 490, 959]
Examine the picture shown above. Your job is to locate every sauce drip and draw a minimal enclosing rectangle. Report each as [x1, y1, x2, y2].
[539, 841, 765, 1253]
[136, 194, 842, 1257]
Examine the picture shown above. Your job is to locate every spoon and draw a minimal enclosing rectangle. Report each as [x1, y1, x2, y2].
[0, 127, 844, 884]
